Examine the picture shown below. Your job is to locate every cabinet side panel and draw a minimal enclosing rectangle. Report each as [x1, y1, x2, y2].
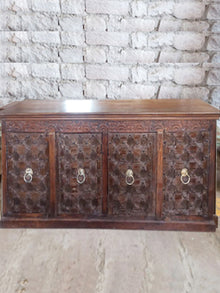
[1, 121, 7, 216]
[208, 121, 216, 218]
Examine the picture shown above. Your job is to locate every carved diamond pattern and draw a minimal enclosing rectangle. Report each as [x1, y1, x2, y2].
[163, 131, 210, 217]
[6, 132, 49, 215]
[108, 133, 156, 217]
[57, 133, 102, 216]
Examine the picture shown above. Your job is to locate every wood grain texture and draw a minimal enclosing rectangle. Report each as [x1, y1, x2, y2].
[0, 99, 219, 230]
[0, 99, 219, 118]
[156, 130, 163, 219]
[0, 217, 216, 231]
[208, 120, 216, 218]
[102, 131, 108, 215]
[5, 132, 50, 216]
[108, 133, 156, 218]
[163, 130, 210, 217]
[56, 133, 103, 216]
[5, 119, 211, 133]
[49, 131, 56, 217]
[1, 121, 7, 216]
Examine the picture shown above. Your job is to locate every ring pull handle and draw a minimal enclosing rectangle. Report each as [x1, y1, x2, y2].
[181, 168, 190, 185]
[24, 168, 33, 183]
[126, 169, 135, 186]
[77, 168, 86, 184]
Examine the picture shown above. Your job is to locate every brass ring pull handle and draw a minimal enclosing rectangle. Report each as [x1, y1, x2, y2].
[77, 168, 86, 184]
[180, 168, 190, 185]
[24, 168, 33, 183]
[126, 169, 135, 186]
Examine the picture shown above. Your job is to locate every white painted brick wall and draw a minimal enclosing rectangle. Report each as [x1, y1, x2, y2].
[207, 69, 220, 86]
[59, 47, 83, 63]
[131, 2, 148, 17]
[108, 18, 156, 33]
[174, 33, 205, 51]
[131, 32, 148, 49]
[31, 0, 60, 13]
[0, 13, 58, 31]
[61, 0, 85, 15]
[59, 16, 83, 32]
[207, 4, 220, 19]
[86, 65, 129, 81]
[0, 0, 219, 110]
[86, 32, 129, 46]
[108, 48, 156, 64]
[85, 81, 107, 99]
[59, 81, 83, 99]
[32, 64, 60, 79]
[85, 47, 107, 63]
[173, 3, 205, 20]
[86, 16, 107, 31]
[86, 0, 129, 15]
[31, 32, 60, 44]
[61, 64, 85, 80]
[61, 32, 84, 46]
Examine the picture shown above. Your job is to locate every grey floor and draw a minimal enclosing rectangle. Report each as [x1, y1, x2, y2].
[0, 190, 219, 293]
[0, 201, 220, 293]
[0, 227, 220, 293]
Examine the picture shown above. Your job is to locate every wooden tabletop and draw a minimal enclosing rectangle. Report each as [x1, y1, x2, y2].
[0, 99, 219, 118]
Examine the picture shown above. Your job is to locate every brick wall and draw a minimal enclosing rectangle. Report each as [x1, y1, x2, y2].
[0, 0, 219, 109]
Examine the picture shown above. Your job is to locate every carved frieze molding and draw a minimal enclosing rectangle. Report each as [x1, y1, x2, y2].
[4, 119, 211, 133]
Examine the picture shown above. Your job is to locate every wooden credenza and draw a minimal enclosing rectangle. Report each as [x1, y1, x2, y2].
[0, 99, 219, 231]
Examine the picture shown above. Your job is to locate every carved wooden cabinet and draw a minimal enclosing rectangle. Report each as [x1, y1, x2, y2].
[0, 99, 219, 231]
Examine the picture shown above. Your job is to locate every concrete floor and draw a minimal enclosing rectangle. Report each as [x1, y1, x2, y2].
[0, 227, 220, 293]
[0, 191, 219, 293]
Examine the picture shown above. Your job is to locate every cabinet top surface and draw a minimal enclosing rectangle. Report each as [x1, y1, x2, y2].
[0, 99, 219, 118]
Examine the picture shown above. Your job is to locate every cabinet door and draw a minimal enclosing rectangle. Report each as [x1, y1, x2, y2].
[6, 132, 50, 216]
[57, 133, 102, 216]
[108, 133, 156, 218]
[163, 131, 210, 217]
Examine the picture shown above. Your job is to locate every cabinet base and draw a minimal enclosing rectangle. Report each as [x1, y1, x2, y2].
[0, 217, 218, 232]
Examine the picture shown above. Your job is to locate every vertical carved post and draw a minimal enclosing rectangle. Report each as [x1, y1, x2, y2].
[208, 120, 216, 220]
[156, 129, 164, 219]
[1, 121, 7, 217]
[102, 131, 108, 215]
[49, 131, 56, 217]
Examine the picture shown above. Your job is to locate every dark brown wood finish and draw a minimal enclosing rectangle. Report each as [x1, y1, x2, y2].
[108, 133, 156, 218]
[49, 131, 56, 217]
[0, 217, 216, 232]
[102, 131, 108, 215]
[208, 120, 217, 218]
[0, 99, 219, 118]
[0, 99, 219, 231]
[5, 132, 50, 217]
[1, 121, 7, 217]
[56, 132, 103, 216]
[156, 130, 164, 219]
[162, 130, 210, 217]
[4, 119, 213, 133]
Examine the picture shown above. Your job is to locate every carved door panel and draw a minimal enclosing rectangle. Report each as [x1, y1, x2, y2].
[57, 133, 103, 216]
[163, 131, 210, 217]
[108, 133, 156, 218]
[6, 132, 50, 216]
